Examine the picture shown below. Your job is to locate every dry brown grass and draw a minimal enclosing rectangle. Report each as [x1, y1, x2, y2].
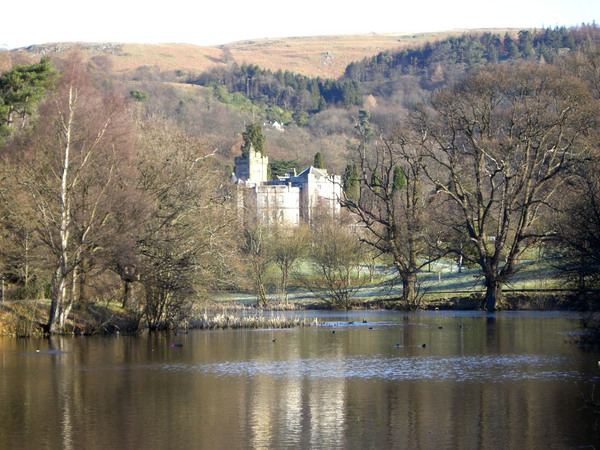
[0, 302, 47, 336]
[7, 29, 519, 78]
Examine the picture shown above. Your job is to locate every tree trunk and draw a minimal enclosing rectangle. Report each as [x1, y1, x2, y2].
[59, 263, 78, 329]
[122, 279, 131, 309]
[78, 255, 89, 305]
[48, 262, 68, 333]
[47, 85, 74, 334]
[368, 260, 375, 283]
[279, 266, 289, 304]
[401, 271, 418, 308]
[120, 267, 138, 309]
[484, 278, 502, 312]
[47, 267, 61, 333]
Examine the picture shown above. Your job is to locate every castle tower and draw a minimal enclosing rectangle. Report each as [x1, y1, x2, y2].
[234, 144, 269, 184]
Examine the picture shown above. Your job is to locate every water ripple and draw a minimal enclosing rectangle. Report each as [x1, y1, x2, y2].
[156, 354, 588, 382]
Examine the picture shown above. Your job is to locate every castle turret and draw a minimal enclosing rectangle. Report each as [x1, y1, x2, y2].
[234, 144, 269, 184]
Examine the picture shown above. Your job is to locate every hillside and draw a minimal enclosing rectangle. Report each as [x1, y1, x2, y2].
[1, 29, 519, 79]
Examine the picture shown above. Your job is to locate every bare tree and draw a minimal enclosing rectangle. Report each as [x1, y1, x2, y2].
[306, 210, 364, 310]
[99, 182, 149, 309]
[136, 118, 234, 329]
[343, 110, 442, 307]
[550, 43, 600, 299]
[418, 62, 599, 311]
[0, 184, 45, 297]
[553, 157, 600, 296]
[269, 223, 309, 304]
[238, 221, 272, 308]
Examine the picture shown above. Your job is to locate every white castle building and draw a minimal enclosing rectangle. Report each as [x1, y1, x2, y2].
[231, 146, 341, 225]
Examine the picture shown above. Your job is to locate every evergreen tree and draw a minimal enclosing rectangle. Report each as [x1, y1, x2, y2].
[357, 109, 375, 140]
[0, 56, 55, 139]
[518, 30, 534, 58]
[504, 33, 520, 59]
[317, 96, 327, 112]
[487, 45, 499, 63]
[343, 164, 360, 202]
[342, 81, 361, 108]
[270, 158, 299, 179]
[309, 79, 321, 111]
[393, 166, 406, 191]
[313, 152, 324, 169]
[241, 123, 266, 157]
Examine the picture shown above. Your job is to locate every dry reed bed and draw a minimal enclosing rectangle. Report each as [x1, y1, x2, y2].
[192, 313, 318, 329]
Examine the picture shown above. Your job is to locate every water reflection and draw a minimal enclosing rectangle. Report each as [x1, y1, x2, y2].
[148, 352, 579, 385]
[1, 311, 599, 448]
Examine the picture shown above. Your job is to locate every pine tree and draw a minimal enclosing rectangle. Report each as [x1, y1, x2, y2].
[241, 123, 266, 157]
[313, 152, 324, 169]
[309, 79, 321, 111]
[0, 56, 55, 139]
[518, 30, 534, 58]
[343, 164, 360, 202]
[357, 109, 374, 140]
[393, 166, 406, 191]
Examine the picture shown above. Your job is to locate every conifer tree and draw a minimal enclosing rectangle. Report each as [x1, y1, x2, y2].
[241, 123, 266, 157]
[0, 56, 55, 139]
[343, 164, 359, 202]
[393, 166, 406, 191]
[313, 152, 324, 169]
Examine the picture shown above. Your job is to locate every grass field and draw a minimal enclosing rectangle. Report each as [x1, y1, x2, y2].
[215, 257, 566, 306]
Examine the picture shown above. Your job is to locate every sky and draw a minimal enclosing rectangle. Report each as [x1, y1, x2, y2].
[2, 0, 599, 49]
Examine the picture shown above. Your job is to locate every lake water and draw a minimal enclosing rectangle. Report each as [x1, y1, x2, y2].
[1, 310, 600, 448]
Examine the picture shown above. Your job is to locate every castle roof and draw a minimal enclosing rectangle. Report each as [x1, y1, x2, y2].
[294, 166, 329, 180]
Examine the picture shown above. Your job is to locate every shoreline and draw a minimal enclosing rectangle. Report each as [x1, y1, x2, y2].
[0, 290, 596, 337]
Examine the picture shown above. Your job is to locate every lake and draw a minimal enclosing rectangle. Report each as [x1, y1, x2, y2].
[1, 310, 599, 448]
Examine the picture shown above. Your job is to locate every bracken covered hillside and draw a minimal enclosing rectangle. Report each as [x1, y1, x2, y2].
[0, 29, 516, 78]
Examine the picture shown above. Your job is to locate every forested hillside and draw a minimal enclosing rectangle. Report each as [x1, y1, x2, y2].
[189, 25, 600, 126]
[345, 25, 597, 80]
[162, 24, 600, 170]
[9, 26, 598, 173]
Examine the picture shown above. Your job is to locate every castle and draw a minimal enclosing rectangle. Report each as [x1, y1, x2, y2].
[231, 146, 341, 225]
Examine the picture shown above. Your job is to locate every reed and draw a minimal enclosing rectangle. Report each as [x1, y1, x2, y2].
[191, 312, 318, 329]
